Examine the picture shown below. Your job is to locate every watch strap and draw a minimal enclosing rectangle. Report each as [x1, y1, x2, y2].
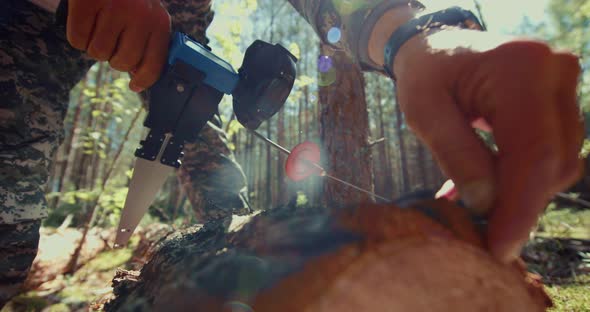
[383, 6, 485, 79]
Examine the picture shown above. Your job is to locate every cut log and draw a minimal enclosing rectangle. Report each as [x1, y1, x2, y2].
[104, 199, 551, 312]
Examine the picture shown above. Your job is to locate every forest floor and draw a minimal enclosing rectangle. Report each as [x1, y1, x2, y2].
[1, 204, 589, 312]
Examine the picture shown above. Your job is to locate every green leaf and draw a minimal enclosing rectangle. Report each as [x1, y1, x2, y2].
[295, 75, 315, 88]
[296, 191, 308, 207]
[89, 131, 101, 140]
[288, 42, 301, 60]
[226, 119, 244, 137]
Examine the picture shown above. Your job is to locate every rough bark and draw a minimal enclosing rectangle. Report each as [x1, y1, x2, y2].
[104, 199, 551, 312]
[319, 47, 373, 207]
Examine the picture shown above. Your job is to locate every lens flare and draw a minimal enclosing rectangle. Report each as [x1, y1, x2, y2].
[318, 55, 333, 73]
[327, 27, 342, 44]
[318, 68, 337, 87]
[224, 301, 254, 312]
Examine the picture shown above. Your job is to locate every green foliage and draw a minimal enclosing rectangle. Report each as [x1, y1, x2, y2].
[581, 139, 590, 158]
[226, 119, 244, 151]
[536, 202, 590, 239]
[517, 0, 590, 114]
[295, 191, 308, 207]
[288, 42, 301, 59]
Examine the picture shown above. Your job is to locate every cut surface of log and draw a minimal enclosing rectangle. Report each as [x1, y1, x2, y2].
[105, 199, 551, 312]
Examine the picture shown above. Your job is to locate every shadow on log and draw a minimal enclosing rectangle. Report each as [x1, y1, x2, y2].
[105, 199, 552, 312]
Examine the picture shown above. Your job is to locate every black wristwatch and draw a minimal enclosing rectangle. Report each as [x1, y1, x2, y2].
[383, 6, 485, 80]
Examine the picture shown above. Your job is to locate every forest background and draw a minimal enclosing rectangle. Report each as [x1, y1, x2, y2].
[42, 0, 590, 231]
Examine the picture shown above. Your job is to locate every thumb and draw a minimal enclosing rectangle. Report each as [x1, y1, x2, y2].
[398, 87, 496, 215]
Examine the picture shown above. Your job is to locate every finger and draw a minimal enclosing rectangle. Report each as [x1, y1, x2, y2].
[86, 8, 125, 61]
[109, 26, 151, 73]
[486, 56, 562, 262]
[398, 85, 496, 215]
[554, 52, 584, 187]
[129, 29, 171, 92]
[67, 0, 106, 50]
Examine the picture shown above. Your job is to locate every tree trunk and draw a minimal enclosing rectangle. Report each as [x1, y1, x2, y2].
[265, 120, 272, 208]
[73, 63, 104, 195]
[89, 70, 112, 191]
[54, 77, 88, 199]
[318, 47, 373, 207]
[59, 77, 87, 188]
[104, 199, 551, 312]
[277, 109, 287, 204]
[374, 82, 394, 200]
[416, 142, 428, 189]
[393, 91, 410, 194]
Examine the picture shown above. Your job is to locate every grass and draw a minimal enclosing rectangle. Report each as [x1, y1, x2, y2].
[1, 236, 138, 312]
[535, 203, 590, 312]
[536, 203, 590, 239]
[547, 275, 590, 312]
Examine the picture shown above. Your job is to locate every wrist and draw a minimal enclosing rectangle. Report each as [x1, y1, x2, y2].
[367, 6, 420, 68]
[374, 7, 487, 80]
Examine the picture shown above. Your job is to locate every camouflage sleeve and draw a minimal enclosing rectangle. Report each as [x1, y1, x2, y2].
[286, 0, 420, 72]
[0, 0, 94, 224]
[160, 0, 215, 45]
[161, 0, 251, 223]
[0, 220, 41, 307]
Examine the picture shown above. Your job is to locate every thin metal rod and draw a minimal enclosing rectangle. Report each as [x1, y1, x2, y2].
[250, 129, 291, 155]
[249, 129, 392, 203]
[323, 173, 392, 202]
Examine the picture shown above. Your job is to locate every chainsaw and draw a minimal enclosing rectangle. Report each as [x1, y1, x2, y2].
[45, 0, 298, 246]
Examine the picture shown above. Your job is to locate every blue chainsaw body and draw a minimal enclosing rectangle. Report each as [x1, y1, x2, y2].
[166, 32, 239, 94]
[136, 32, 238, 168]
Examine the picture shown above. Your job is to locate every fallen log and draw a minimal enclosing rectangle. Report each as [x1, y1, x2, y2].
[104, 199, 552, 312]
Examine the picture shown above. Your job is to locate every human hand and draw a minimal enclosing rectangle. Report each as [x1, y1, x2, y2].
[393, 29, 584, 262]
[66, 0, 171, 92]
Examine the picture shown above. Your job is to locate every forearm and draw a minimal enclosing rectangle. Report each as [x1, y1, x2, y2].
[286, 0, 422, 72]
[367, 6, 420, 72]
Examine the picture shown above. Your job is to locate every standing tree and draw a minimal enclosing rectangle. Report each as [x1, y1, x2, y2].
[318, 48, 374, 206]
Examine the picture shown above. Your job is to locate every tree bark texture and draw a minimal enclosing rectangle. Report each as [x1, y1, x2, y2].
[319, 48, 373, 207]
[104, 198, 551, 312]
